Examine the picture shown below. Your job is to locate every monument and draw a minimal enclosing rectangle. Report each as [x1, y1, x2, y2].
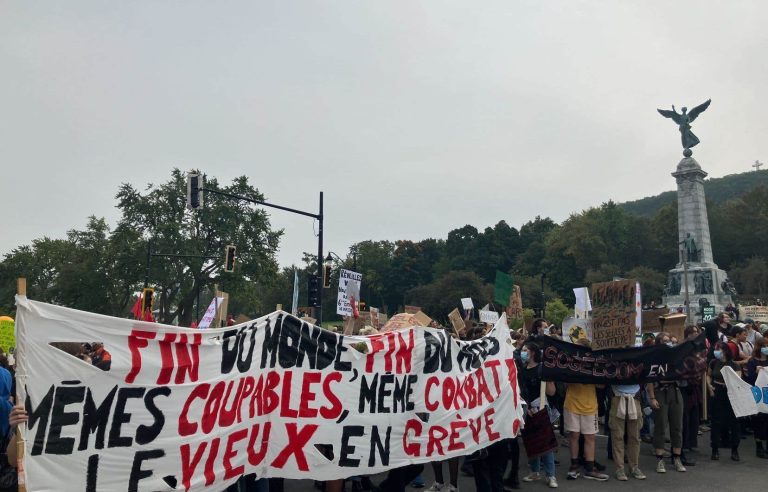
[658, 99, 733, 321]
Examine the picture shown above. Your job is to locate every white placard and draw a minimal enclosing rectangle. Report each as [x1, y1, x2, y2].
[198, 296, 224, 328]
[461, 298, 474, 310]
[336, 269, 362, 316]
[479, 310, 500, 324]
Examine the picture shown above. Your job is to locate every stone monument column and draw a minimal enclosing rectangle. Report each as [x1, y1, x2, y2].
[672, 157, 715, 268]
[658, 99, 733, 319]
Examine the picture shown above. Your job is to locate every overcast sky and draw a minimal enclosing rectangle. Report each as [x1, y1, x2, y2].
[2, 1, 766, 269]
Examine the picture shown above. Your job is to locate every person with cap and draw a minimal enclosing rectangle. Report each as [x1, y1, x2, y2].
[744, 318, 763, 345]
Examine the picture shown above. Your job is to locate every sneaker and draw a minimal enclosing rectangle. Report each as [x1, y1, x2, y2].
[615, 469, 628, 481]
[547, 476, 559, 488]
[425, 483, 444, 492]
[630, 467, 646, 480]
[584, 471, 609, 481]
[673, 457, 687, 472]
[656, 460, 666, 473]
[522, 473, 542, 482]
[566, 468, 580, 480]
[443, 486, 458, 492]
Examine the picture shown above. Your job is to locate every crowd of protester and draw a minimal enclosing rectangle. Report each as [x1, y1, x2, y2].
[1, 310, 767, 492]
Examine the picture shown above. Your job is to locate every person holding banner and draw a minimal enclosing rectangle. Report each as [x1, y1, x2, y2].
[746, 338, 768, 458]
[564, 339, 609, 482]
[646, 332, 687, 473]
[707, 341, 742, 461]
[518, 341, 559, 488]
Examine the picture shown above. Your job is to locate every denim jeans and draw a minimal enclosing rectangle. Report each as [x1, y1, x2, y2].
[529, 451, 555, 478]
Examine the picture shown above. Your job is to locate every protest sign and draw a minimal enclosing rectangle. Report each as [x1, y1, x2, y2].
[460, 298, 474, 311]
[291, 271, 299, 317]
[722, 366, 768, 417]
[336, 269, 362, 317]
[535, 333, 707, 384]
[591, 279, 637, 349]
[479, 310, 500, 324]
[562, 317, 591, 343]
[573, 287, 591, 319]
[412, 311, 432, 327]
[198, 296, 225, 329]
[659, 313, 687, 341]
[16, 298, 524, 490]
[742, 305, 768, 323]
[640, 308, 669, 334]
[494, 271, 513, 306]
[0, 316, 14, 353]
[447, 308, 466, 337]
[370, 307, 381, 330]
[506, 286, 524, 321]
[404, 305, 422, 315]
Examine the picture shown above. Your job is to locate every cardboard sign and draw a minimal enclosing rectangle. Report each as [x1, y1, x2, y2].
[506, 285, 524, 320]
[659, 313, 687, 341]
[336, 269, 362, 316]
[479, 310, 500, 324]
[404, 305, 422, 315]
[591, 279, 637, 350]
[461, 298, 474, 311]
[0, 317, 14, 353]
[413, 311, 433, 327]
[448, 308, 466, 336]
[15, 298, 524, 488]
[742, 305, 768, 323]
[641, 308, 669, 333]
[369, 307, 381, 330]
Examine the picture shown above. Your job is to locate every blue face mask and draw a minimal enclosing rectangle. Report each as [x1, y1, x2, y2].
[520, 351, 530, 363]
[714, 350, 723, 360]
[761, 347, 768, 356]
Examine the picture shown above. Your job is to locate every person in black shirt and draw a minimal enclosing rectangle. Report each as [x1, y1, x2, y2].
[707, 341, 741, 461]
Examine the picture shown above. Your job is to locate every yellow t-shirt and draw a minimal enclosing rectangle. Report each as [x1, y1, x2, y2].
[564, 383, 597, 415]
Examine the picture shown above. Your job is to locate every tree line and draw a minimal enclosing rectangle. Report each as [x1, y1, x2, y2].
[2, 170, 767, 325]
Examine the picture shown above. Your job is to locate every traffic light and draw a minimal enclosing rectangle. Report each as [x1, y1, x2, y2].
[308, 275, 320, 307]
[141, 288, 155, 315]
[186, 173, 204, 210]
[323, 263, 332, 288]
[224, 245, 236, 272]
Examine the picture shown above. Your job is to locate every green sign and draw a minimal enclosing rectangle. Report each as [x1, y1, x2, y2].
[0, 318, 14, 353]
[494, 271, 514, 306]
[701, 305, 716, 321]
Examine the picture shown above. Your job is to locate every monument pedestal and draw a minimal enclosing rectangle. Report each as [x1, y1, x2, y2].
[662, 155, 733, 318]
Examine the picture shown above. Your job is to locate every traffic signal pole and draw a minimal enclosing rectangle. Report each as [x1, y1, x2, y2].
[192, 179, 325, 323]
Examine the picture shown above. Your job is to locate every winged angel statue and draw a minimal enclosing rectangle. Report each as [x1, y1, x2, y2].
[658, 99, 711, 154]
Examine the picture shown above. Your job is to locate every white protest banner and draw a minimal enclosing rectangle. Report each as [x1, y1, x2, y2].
[291, 270, 299, 317]
[336, 269, 362, 316]
[198, 296, 225, 328]
[479, 310, 500, 324]
[16, 297, 523, 490]
[635, 282, 642, 338]
[742, 305, 768, 323]
[722, 365, 768, 417]
[460, 298, 474, 311]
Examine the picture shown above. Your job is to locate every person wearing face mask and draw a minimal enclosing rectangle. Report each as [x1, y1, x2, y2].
[746, 338, 768, 458]
[518, 342, 559, 488]
[707, 341, 741, 461]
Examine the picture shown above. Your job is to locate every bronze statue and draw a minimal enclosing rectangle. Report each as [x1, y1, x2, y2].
[658, 99, 711, 155]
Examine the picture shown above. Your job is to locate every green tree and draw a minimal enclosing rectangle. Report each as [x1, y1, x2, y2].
[407, 271, 491, 323]
[115, 169, 281, 324]
[545, 298, 571, 326]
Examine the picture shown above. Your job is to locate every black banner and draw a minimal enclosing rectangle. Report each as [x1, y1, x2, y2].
[535, 333, 707, 384]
